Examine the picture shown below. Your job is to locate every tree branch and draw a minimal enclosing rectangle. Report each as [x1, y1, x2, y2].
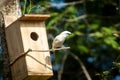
[30, 47, 70, 52]
[58, 53, 69, 80]
[63, 15, 87, 22]
[69, 52, 92, 80]
[58, 50, 92, 80]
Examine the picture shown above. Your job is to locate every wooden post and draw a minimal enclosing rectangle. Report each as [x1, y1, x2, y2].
[5, 14, 53, 80]
[0, 12, 13, 80]
[0, 0, 22, 80]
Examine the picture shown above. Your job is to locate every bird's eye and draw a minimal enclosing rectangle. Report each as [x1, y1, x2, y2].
[66, 33, 71, 35]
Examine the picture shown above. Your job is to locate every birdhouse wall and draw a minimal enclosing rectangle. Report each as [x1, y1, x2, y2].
[5, 20, 28, 80]
[20, 20, 53, 75]
[5, 15, 53, 80]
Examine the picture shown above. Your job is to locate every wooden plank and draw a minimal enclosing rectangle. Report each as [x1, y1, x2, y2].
[4, 14, 50, 27]
[5, 21, 28, 80]
[20, 14, 50, 21]
[24, 76, 51, 80]
[4, 16, 18, 27]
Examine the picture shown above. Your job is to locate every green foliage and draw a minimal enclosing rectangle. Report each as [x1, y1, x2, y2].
[78, 45, 89, 53]
[90, 24, 99, 30]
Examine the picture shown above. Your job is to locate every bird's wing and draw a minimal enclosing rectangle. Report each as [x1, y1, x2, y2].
[52, 35, 64, 48]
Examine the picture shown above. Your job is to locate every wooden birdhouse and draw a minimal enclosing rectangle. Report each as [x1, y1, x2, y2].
[5, 14, 53, 80]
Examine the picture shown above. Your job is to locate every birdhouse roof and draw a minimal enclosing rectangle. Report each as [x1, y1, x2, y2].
[19, 14, 50, 21]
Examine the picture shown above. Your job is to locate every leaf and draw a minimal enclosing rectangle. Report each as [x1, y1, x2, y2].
[94, 32, 103, 38]
[65, 6, 77, 14]
[113, 62, 120, 67]
[79, 25, 86, 29]
[90, 24, 99, 30]
[64, 6, 77, 18]
[50, 12, 59, 16]
[74, 31, 82, 36]
[47, 14, 60, 27]
[101, 27, 113, 36]
[103, 71, 110, 76]
[78, 45, 89, 53]
[104, 37, 119, 49]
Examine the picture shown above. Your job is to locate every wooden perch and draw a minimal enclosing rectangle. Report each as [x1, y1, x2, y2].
[10, 47, 70, 66]
[30, 47, 70, 52]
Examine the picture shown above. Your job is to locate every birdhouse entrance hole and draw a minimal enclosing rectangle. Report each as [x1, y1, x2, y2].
[30, 32, 39, 41]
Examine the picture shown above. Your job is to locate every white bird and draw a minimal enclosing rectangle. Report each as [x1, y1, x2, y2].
[52, 31, 71, 49]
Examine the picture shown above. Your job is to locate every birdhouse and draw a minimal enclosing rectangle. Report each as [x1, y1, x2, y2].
[5, 14, 53, 80]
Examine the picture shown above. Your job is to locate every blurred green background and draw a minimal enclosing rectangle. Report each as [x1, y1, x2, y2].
[1, 0, 120, 80]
